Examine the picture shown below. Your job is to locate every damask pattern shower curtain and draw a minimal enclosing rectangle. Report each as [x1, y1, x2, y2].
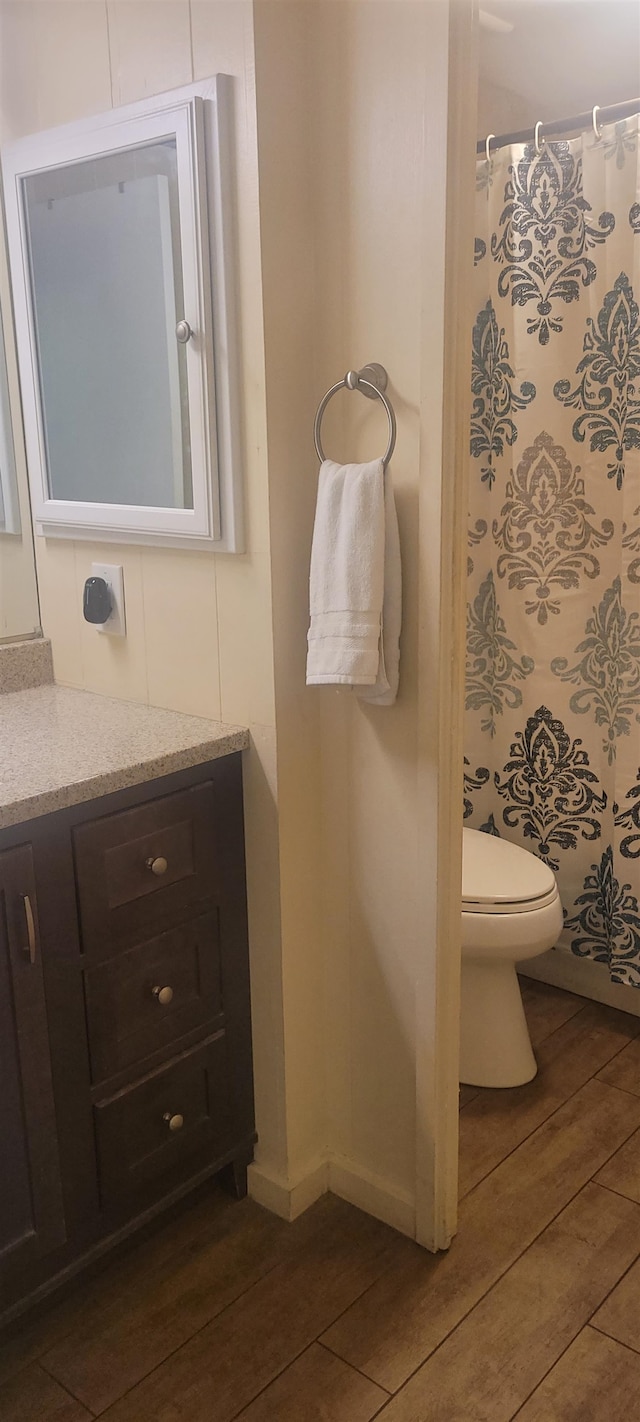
[465, 115, 640, 987]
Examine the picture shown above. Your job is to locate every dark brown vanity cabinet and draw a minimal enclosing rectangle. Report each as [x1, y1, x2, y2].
[0, 754, 255, 1324]
[0, 845, 65, 1275]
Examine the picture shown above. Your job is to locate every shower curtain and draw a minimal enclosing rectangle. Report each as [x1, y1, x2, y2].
[465, 114, 640, 987]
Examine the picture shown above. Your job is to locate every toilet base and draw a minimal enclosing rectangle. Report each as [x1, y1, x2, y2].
[460, 957, 537, 1088]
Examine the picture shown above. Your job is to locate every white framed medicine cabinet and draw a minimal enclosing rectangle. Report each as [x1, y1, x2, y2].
[1, 76, 243, 552]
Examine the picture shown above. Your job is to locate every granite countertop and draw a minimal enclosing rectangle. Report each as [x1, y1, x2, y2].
[0, 683, 249, 830]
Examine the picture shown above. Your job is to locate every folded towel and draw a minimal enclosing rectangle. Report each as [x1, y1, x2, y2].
[306, 458, 401, 704]
[357, 470, 401, 706]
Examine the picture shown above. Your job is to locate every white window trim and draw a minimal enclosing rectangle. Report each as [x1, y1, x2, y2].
[0, 303, 20, 535]
[2, 75, 243, 553]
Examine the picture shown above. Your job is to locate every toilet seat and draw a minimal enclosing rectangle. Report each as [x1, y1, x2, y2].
[462, 827, 558, 915]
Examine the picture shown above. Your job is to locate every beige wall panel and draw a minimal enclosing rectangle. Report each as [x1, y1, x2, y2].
[215, 552, 275, 727]
[106, 0, 193, 106]
[478, 1, 639, 128]
[348, 712, 420, 1193]
[477, 78, 535, 142]
[0, 0, 111, 136]
[0, 2, 40, 140]
[319, 695, 351, 1160]
[141, 547, 222, 718]
[252, 0, 326, 1183]
[307, 0, 352, 1177]
[414, 0, 475, 1248]
[0, 0, 110, 646]
[75, 541, 149, 702]
[310, 0, 431, 1203]
[34, 537, 83, 685]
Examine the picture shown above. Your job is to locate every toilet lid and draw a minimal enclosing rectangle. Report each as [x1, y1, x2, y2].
[462, 828, 558, 914]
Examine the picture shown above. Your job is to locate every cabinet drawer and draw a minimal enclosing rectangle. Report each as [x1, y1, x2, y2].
[94, 1034, 230, 1205]
[73, 783, 219, 954]
[84, 912, 222, 1082]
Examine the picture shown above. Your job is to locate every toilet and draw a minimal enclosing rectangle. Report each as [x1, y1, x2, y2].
[461, 828, 563, 1088]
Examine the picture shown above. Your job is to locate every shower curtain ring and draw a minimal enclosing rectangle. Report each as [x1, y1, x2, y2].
[592, 105, 602, 140]
[534, 121, 545, 155]
[485, 133, 495, 164]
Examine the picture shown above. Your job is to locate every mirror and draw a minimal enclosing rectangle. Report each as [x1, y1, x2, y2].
[0, 302, 20, 535]
[23, 139, 193, 512]
[0, 254, 40, 642]
[3, 77, 243, 552]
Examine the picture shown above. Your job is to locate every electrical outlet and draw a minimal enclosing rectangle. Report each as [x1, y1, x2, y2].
[91, 563, 126, 637]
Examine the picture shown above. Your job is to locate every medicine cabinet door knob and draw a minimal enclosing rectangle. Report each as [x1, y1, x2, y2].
[146, 855, 168, 876]
[152, 985, 174, 1006]
[163, 1112, 184, 1132]
[175, 319, 193, 344]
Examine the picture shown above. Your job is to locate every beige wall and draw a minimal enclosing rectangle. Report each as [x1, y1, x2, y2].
[477, 77, 533, 141]
[253, 0, 465, 1239]
[252, 2, 326, 1202]
[310, 0, 430, 1213]
[315, 0, 462, 1232]
[478, 0, 640, 141]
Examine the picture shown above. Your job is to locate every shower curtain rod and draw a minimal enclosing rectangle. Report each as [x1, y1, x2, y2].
[476, 95, 640, 155]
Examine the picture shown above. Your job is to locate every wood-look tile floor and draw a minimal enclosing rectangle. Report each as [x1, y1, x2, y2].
[5, 978, 640, 1420]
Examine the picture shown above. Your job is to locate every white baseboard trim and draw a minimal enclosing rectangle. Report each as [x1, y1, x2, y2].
[328, 1157, 416, 1239]
[248, 1156, 328, 1221]
[248, 1151, 416, 1238]
[520, 950, 640, 1018]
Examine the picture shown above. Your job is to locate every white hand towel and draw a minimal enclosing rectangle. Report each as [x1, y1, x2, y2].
[306, 458, 401, 704]
[357, 470, 402, 706]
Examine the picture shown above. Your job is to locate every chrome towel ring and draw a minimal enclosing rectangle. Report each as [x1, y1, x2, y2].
[314, 363, 397, 468]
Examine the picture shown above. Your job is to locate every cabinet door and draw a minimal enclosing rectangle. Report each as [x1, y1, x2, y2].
[0, 844, 65, 1267]
[3, 77, 242, 553]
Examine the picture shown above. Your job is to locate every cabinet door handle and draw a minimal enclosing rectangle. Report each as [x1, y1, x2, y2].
[146, 856, 168, 876]
[163, 1112, 184, 1132]
[21, 894, 36, 965]
[152, 985, 174, 1006]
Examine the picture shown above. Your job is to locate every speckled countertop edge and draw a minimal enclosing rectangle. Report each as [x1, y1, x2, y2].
[0, 638, 54, 693]
[0, 684, 249, 830]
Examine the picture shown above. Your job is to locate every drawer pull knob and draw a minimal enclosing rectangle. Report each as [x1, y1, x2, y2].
[163, 1111, 184, 1132]
[146, 855, 168, 876]
[152, 985, 174, 1006]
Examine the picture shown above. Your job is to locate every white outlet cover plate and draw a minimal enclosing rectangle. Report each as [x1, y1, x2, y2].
[91, 562, 126, 637]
